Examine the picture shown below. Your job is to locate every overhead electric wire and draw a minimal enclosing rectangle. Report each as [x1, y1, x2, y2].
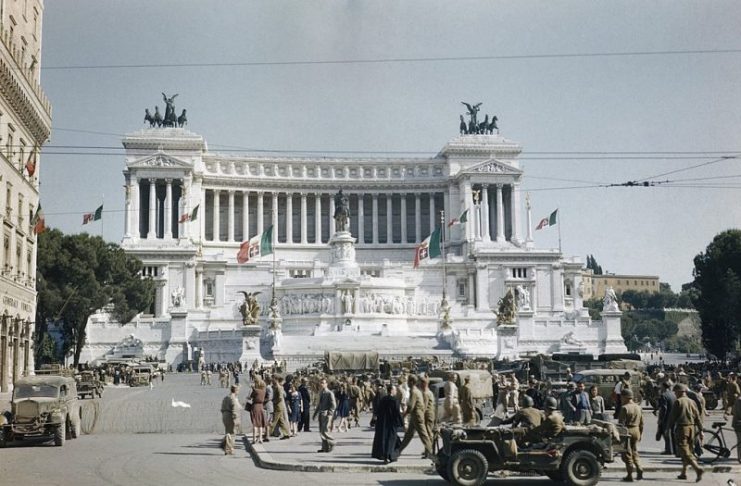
[40, 48, 741, 71]
[633, 155, 738, 182]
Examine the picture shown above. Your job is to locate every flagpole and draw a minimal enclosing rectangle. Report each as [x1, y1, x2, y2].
[440, 210, 452, 331]
[557, 207, 562, 254]
[101, 194, 105, 239]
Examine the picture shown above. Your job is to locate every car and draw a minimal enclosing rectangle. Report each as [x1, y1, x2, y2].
[435, 420, 627, 486]
[571, 369, 643, 409]
[128, 364, 154, 387]
[75, 371, 104, 399]
[0, 375, 82, 447]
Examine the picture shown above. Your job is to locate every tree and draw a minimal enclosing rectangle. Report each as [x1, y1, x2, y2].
[586, 254, 603, 275]
[36, 229, 155, 366]
[691, 229, 741, 359]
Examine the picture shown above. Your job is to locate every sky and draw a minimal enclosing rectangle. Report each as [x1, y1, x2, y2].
[38, 0, 741, 291]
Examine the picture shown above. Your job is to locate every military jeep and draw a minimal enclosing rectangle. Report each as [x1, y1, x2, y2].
[435, 420, 626, 486]
[0, 375, 82, 447]
[76, 370, 104, 399]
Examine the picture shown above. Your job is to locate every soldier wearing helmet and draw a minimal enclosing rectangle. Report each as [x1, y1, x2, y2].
[522, 396, 564, 445]
[618, 388, 644, 482]
[501, 394, 543, 430]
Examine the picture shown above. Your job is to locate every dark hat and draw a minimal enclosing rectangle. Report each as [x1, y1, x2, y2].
[544, 397, 558, 410]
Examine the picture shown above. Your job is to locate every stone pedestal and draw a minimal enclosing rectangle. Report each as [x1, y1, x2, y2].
[239, 325, 263, 369]
[164, 310, 188, 364]
[327, 231, 360, 279]
[496, 325, 519, 360]
[601, 310, 628, 354]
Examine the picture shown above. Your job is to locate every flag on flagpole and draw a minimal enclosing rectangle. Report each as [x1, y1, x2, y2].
[179, 204, 199, 223]
[448, 209, 469, 227]
[32, 205, 45, 234]
[237, 225, 274, 264]
[83, 204, 103, 225]
[413, 227, 442, 268]
[25, 150, 36, 177]
[535, 209, 558, 230]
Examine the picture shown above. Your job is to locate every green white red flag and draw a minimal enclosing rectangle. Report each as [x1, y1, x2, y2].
[536, 209, 558, 230]
[32, 205, 45, 234]
[82, 204, 103, 225]
[179, 204, 199, 223]
[237, 225, 274, 263]
[448, 209, 469, 227]
[413, 227, 441, 268]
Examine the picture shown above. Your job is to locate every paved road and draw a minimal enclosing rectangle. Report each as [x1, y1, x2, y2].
[1, 373, 738, 486]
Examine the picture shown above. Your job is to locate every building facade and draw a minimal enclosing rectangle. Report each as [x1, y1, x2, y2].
[81, 124, 626, 368]
[591, 273, 660, 299]
[0, 0, 51, 391]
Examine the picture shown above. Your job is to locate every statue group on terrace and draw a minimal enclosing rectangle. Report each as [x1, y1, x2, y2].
[144, 93, 187, 128]
[459, 101, 498, 135]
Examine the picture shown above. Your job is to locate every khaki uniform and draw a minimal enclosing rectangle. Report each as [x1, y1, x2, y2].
[618, 401, 644, 475]
[350, 384, 362, 425]
[726, 380, 740, 414]
[668, 396, 703, 474]
[400, 386, 432, 455]
[423, 387, 436, 440]
[270, 384, 290, 437]
[503, 406, 543, 429]
[221, 393, 241, 454]
[524, 411, 564, 444]
[441, 380, 461, 424]
[460, 382, 476, 425]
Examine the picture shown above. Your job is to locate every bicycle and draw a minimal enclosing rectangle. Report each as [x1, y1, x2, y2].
[700, 421, 739, 464]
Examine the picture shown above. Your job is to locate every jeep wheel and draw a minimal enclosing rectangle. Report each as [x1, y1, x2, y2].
[545, 470, 564, 482]
[447, 449, 488, 486]
[561, 449, 601, 486]
[53, 424, 65, 446]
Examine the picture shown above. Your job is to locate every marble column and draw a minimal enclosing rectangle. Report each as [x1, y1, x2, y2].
[400, 194, 407, 243]
[131, 178, 140, 238]
[512, 185, 522, 244]
[443, 191, 450, 243]
[147, 179, 157, 239]
[372, 194, 379, 244]
[227, 190, 235, 242]
[286, 193, 293, 243]
[195, 268, 203, 309]
[272, 192, 279, 241]
[496, 184, 505, 242]
[300, 193, 307, 244]
[164, 179, 173, 238]
[314, 193, 322, 243]
[242, 191, 249, 240]
[429, 193, 436, 233]
[256, 191, 264, 235]
[212, 189, 221, 242]
[328, 193, 336, 235]
[414, 193, 421, 243]
[462, 181, 473, 242]
[386, 193, 393, 244]
[358, 195, 365, 243]
[124, 177, 132, 238]
[468, 272, 476, 307]
[481, 185, 491, 241]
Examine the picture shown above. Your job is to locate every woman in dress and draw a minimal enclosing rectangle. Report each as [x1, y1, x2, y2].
[249, 378, 267, 444]
[589, 385, 605, 421]
[288, 384, 302, 437]
[335, 383, 351, 432]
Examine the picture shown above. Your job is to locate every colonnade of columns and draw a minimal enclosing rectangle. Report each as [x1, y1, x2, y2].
[0, 316, 32, 392]
[126, 178, 184, 240]
[469, 183, 521, 243]
[202, 189, 447, 245]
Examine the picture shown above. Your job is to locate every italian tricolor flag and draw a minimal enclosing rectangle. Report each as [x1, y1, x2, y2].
[413, 227, 442, 268]
[448, 209, 469, 227]
[536, 209, 558, 230]
[237, 225, 274, 264]
[179, 205, 199, 223]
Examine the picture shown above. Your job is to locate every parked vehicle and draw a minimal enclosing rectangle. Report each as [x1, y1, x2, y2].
[571, 369, 643, 409]
[75, 371, 104, 399]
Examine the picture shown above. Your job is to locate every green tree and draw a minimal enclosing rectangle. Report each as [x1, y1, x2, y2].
[36, 229, 155, 366]
[691, 229, 741, 359]
[586, 254, 603, 275]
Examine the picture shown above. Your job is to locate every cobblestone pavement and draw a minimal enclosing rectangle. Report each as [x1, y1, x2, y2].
[1, 373, 739, 486]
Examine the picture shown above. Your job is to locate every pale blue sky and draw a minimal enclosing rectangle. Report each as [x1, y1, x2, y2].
[38, 0, 741, 290]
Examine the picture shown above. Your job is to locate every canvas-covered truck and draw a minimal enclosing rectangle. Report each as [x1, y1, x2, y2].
[324, 351, 379, 373]
[429, 369, 495, 423]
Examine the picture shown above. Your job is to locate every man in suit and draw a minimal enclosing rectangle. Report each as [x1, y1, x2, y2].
[313, 378, 337, 452]
[220, 385, 241, 455]
[657, 381, 677, 456]
[298, 377, 312, 432]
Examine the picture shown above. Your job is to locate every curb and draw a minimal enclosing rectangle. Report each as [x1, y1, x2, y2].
[244, 438, 741, 475]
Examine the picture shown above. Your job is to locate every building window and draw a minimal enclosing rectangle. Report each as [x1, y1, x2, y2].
[511, 267, 528, 279]
[17, 194, 23, 227]
[289, 269, 309, 278]
[565, 282, 572, 297]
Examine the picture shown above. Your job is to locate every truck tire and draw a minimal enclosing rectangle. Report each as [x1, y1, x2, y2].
[54, 424, 65, 446]
[447, 449, 488, 486]
[71, 412, 81, 439]
[561, 449, 601, 486]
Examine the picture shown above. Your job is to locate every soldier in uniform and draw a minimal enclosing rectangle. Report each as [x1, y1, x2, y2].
[668, 384, 704, 482]
[220, 385, 241, 455]
[523, 397, 564, 445]
[460, 376, 477, 426]
[349, 377, 362, 428]
[399, 375, 433, 458]
[313, 378, 337, 452]
[440, 373, 462, 424]
[725, 372, 740, 416]
[502, 395, 543, 430]
[270, 376, 291, 439]
[732, 391, 741, 464]
[618, 389, 644, 482]
[421, 376, 436, 441]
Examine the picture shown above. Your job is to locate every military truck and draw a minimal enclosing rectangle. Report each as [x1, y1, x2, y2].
[324, 351, 379, 373]
[435, 419, 626, 486]
[0, 375, 82, 447]
[571, 369, 643, 409]
[76, 370, 104, 399]
[429, 369, 495, 422]
[128, 364, 154, 387]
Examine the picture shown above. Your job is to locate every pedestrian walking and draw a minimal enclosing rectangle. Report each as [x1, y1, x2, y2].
[657, 381, 677, 456]
[249, 379, 266, 444]
[270, 376, 291, 440]
[220, 385, 241, 455]
[371, 384, 403, 464]
[288, 383, 302, 437]
[668, 384, 704, 482]
[298, 377, 312, 432]
[313, 378, 337, 453]
[399, 375, 433, 458]
[421, 376, 436, 440]
[618, 389, 644, 482]
[732, 393, 741, 464]
[440, 373, 461, 424]
[459, 376, 476, 426]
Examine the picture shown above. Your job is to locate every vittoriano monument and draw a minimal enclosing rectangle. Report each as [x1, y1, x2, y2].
[79, 103, 627, 368]
[144, 93, 187, 128]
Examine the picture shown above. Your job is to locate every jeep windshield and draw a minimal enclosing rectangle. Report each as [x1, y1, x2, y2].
[13, 384, 59, 399]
